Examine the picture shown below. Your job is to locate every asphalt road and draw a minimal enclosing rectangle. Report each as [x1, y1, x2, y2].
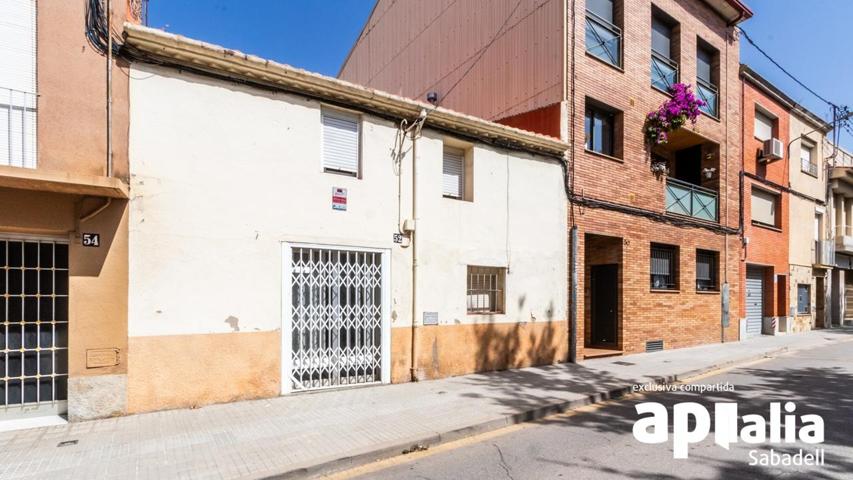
[345, 339, 853, 480]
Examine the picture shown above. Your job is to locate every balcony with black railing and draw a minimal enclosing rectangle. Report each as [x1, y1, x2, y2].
[585, 11, 622, 68]
[651, 51, 678, 92]
[696, 78, 718, 118]
[665, 177, 718, 222]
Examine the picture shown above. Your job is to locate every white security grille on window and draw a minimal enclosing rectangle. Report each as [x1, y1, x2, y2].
[322, 109, 359, 174]
[751, 188, 777, 226]
[695, 250, 718, 291]
[442, 147, 465, 198]
[0, 0, 37, 168]
[467, 266, 505, 314]
[650, 244, 677, 289]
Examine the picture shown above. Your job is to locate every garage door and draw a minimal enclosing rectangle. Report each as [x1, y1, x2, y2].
[745, 266, 764, 338]
[1, 238, 68, 419]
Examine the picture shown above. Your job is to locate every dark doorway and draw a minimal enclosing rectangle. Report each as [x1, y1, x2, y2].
[816, 276, 826, 328]
[675, 145, 702, 185]
[590, 264, 618, 345]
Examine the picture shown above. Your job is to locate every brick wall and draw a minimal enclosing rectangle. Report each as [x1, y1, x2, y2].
[569, 0, 743, 356]
[740, 79, 790, 319]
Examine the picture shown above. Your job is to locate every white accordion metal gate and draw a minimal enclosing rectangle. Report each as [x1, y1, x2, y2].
[282, 244, 390, 393]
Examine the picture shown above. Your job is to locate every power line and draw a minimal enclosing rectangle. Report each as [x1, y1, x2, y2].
[738, 26, 834, 107]
[736, 26, 836, 108]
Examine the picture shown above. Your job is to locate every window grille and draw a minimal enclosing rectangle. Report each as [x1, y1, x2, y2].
[467, 266, 505, 314]
[650, 244, 677, 290]
[695, 249, 719, 291]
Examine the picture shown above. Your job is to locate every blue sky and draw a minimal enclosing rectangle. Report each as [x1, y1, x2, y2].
[148, 0, 852, 148]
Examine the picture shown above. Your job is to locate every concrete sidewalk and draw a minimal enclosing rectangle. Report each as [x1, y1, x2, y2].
[2, 330, 852, 480]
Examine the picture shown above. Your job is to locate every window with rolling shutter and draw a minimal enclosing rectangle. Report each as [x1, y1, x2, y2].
[321, 109, 360, 175]
[0, 0, 37, 168]
[754, 109, 774, 141]
[751, 187, 779, 227]
[650, 243, 678, 290]
[442, 147, 465, 199]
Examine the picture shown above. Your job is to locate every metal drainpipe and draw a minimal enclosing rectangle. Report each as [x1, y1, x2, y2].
[409, 130, 419, 382]
[106, 0, 113, 178]
[569, 225, 577, 363]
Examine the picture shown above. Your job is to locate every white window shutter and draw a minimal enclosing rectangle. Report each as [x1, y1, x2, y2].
[322, 109, 359, 174]
[754, 110, 773, 141]
[0, 0, 37, 168]
[442, 148, 465, 198]
[0, 0, 36, 94]
[751, 189, 777, 226]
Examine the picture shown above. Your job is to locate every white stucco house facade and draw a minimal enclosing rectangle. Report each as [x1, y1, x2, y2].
[122, 25, 569, 413]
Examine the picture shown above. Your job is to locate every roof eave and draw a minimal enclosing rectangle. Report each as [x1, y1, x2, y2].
[121, 24, 569, 159]
[702, 0, 753, 25]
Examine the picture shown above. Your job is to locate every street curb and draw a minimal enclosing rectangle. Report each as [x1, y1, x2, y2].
[262, 337, 852, 479]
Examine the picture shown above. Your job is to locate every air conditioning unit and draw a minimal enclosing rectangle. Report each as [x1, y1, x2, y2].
[760, 138, 784, 162]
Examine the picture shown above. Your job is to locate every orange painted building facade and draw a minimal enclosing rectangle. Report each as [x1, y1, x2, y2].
[739, 66, 792, 336]
[0, 0, 142, 424]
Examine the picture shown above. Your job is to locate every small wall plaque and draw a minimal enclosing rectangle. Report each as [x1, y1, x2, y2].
[86, 348, 120, 368]
[82, 233, 100, 247]
[423, 311, 438, 326]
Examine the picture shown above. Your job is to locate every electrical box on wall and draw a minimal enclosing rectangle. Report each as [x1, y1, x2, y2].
[402, 218, 416, 233]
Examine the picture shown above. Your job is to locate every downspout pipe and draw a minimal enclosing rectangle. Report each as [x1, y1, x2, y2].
[569, 225, 577, 363]
[106, 0, 113, 178]
[409, 128, 419, 382]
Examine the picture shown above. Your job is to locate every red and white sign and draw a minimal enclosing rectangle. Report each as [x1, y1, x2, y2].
[332, 187, 347, 211]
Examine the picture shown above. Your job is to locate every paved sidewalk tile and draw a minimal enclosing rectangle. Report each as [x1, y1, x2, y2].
[1, 329, 851, 480]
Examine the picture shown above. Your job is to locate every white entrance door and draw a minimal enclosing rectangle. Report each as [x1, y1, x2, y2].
[745, 266, 764, 338]
[281, 244, 390, 393]
[1, 237, 69, 420]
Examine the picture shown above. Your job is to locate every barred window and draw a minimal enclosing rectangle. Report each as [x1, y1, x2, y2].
[695, 249, 719, 291]
[467, 266, 505, 314]
[650, 243, 678, 290]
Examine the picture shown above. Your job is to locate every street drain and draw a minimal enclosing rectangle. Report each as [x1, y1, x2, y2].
[57, 440, 78, 447]
[612, 361, 635, 366]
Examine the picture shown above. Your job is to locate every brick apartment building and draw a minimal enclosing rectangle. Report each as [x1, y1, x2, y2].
[738, 66, 834, 337]
[739, 66, 791, 338]
[340, 0, 752, 358]
[0, 0, 142, 425]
